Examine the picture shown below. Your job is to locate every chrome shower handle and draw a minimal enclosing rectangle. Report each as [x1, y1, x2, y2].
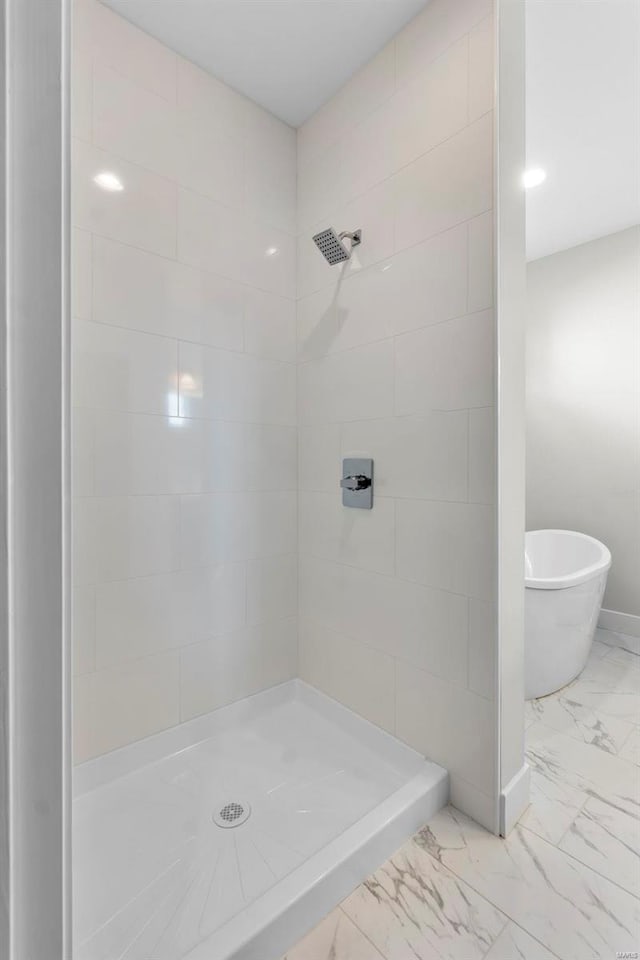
[340, 474, 371, 491]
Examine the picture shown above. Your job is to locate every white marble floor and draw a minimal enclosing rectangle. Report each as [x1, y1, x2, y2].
[283, 629, 640, 960]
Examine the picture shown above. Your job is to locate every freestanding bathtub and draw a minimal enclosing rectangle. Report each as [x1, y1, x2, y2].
[525, 529, 612, 699]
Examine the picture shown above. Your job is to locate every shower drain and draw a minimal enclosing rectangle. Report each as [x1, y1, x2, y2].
[212, 800, 251, 829]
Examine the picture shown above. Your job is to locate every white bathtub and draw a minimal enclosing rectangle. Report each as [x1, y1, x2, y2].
[525, 529, 611, 699]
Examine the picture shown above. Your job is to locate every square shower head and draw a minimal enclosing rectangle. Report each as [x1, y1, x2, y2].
[312, 227, 351, 265]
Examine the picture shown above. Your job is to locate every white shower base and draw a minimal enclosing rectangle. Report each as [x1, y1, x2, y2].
[73, 680, 448, 960]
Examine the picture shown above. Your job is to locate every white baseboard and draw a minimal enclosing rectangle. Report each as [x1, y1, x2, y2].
[500, 763, 530, 837]
[598, 608, 640, 641]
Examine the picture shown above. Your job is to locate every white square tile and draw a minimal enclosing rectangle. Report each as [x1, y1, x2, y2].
[73, 139, 177, 257]
[247, 554, 297, 625]
[72, 228, 92, 321]
[341, 414, 468, 502]
[92, 236, 244, 350]
[393, 114, 493, 251]
[392, 37, 469, 169]
[299, 616, 395, 734]
[93, 62, 177, 180]
[396, 499, 495, 599]
[298, 340, 395, 424]
[469, 406, 496, 504]
[469, 16, 495, 122]
[395, 310, 494, 414]
[73, 319, 177, 416]
[299, 491, 396, 575]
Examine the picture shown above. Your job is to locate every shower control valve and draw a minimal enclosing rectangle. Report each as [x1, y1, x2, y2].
[341, 458, 373, 509]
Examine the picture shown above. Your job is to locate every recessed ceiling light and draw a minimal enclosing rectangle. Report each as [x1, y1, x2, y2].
[523, 168, 546, 190]
[93, 171, 124, 192]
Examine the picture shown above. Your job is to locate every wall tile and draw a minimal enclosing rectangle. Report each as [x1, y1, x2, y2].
[72, 48, 92, 143]
[392, 37, 469, 169]
[395, 0, 492, 89]
[93, 62, 177, 179]
[73, 139, 177, 257]
[247, 554, 297, 625]
[469, 406, 496, 504]
[245, 104, 296, 234]
[468, 16, 495, 122]
[73, 319, 177, 416]
[179, 491, 297, 567]
[242, 216, 296, 299]
[299, 491, 396, 575]
[177, 57, 247, 143]
[75, 0, 177, 103]
[74, 652, 180, 762]
[341, 414, 468, 502]
[394, 114, 493, 251]
[468, 211, 494, 313]
[72, 228, 92, 320]
[177, 187, 243, 281]
[92, 235, 244, 349]
[73, 495, 180, 586]
[299, 616, 395, 734]
[396, 499, 495, 600]
[395, 310, 494, 414]
[244, 287, 296, 362]
[180, 618, 297, 721]
[298, 423, 342, 493]
[468, 598, 496, 699]
[299, 557, 468, 686]
[178, 342, 296, 425]
[73, 406, 94, 497]
[297, 44, 395, 170]
[298, 340, 395, 424]
[177, 114, 244, 209]
[396, 659, 495, 794]
[95, 563, 247, 667]
[73, 585, 96, 676]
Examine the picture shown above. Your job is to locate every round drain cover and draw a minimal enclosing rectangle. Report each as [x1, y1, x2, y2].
[212, 800, 251, 829]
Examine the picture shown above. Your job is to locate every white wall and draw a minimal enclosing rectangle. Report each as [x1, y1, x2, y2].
[527, 226, 640, 621]
[296, 0, 499, 829]
[72, 0, 298, 761]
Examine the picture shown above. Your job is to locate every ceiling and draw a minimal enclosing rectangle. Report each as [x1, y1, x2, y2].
[102, 0, 429, 127]
[526, 0, 640, 261]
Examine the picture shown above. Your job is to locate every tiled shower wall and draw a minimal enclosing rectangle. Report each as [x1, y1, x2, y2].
[71, 0, 298, 761]
[296, 0, 498, 827]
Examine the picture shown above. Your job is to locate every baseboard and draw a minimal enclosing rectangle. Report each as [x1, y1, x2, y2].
[499, 763, 530, 837]
[598, 608, 640, 640]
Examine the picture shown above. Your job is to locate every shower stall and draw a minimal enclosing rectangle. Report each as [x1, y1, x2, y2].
[0, 0, 527, 957]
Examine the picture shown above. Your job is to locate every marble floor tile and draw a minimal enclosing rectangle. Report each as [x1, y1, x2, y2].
[620, 727, 640, 766]
[341, 833, 507, 960]
[483, 922, 556, 960]
[418, 806, 640, 960]
[282, 908, 384, 960]
[559, 796, 640, 896]
[526, 688, 634, 755]
[595, 628, 640, 657]
[519, 764, 587, 846]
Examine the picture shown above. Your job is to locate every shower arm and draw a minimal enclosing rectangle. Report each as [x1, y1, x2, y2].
[338, 229, 362, 248]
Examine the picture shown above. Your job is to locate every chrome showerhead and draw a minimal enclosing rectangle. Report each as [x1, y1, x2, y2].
[312, 227, 362, 265]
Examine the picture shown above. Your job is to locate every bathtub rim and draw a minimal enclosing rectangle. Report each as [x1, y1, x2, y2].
[525, 529, 612, 590]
